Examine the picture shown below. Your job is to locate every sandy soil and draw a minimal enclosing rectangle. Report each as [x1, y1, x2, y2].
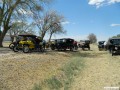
[71, 45, 120, 90]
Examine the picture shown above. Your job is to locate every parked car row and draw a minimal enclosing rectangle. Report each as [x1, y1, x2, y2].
[9, 34, 91, 53]
[98, 38, 120, 56]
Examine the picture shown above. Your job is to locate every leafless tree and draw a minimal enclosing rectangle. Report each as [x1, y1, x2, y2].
[33, 10, 66, 41]
[87, 33, 97, 43]
[0, 0, 51, 47]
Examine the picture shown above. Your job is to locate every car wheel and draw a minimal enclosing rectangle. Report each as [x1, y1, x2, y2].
[111, 49, 114, 56]
[9, 43, 14, 49]
[70, 47, 73, 51]
[13, 45, 19, 52]
[23, 45, 30, 53]
[88, 47, 90, 50]
[51, 46, 55, 50]
[64, 48, 66, 51]
[82, 47, 84, 50]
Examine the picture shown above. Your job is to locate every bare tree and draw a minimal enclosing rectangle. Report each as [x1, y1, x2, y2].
[33, 10, 66, 41]
[0, 0, 51, 47]
[87, 33, 97, 43]
[8, 21, 35, 41]
[48, 11, 66, 42]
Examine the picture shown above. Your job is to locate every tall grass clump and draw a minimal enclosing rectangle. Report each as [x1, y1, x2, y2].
[62, 57, 84, 90]
[32, 53, 84, 90]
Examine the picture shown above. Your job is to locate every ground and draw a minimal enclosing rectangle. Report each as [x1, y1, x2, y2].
[71, 45, 120, 90]
[0, 44, 120, 90]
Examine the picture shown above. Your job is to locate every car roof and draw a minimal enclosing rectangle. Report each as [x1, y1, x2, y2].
[18, 34, 37, 38]
[109, 38, 120, 40]
[80, 40, 90, 42]
[52, 38, 74, 40]
[98, 41, 105, 42]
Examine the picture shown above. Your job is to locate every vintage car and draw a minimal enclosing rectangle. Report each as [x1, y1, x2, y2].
[13, 34, 44, 53]
[78, 40, 90, 50]
[98, 41, 105, 51]
[106, 38, 120, 56]
[50, 38, 76, 51]
[9, 35, 22, 49]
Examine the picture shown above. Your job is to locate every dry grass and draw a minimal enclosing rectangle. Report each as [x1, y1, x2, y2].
[0, 44, 120, 90]
[3, 41, 11, 47]
[0, 51, 71, 90]
[71, 44, 120, 90]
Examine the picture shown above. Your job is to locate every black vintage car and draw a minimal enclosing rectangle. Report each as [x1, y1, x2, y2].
[50, 38, 75, 51]
[98, 41, 105, 51]
[106, 38, 120, 56]
[78, 40, 90, 50]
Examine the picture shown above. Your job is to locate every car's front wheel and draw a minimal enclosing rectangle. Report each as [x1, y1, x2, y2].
[23, 45, 30, 53]
[13, 45, 19, 52]
[9, 43, 14, 49]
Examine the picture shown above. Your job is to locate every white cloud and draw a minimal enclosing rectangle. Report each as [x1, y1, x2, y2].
[109, 0, 120, 4]
[61, 21, 70, 25]
[110, 24, 120, 27]
[88, 0, 105, 8]
[88, 0, 120, 8]
[61, 21, 76, 25]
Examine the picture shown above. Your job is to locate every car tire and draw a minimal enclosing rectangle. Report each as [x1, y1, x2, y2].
[88, 47, 90, 50]
[23, 45, 30, 53]
[111, 49, 114, 56]
[9, 43, 14, 49]
[70, 47, 73, 51]
[51, 46, 55, 50]
[13, 45, 19, 52]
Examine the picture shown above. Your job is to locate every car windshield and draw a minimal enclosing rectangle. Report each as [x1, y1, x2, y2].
[112, 39, 120, 45]
[99, 41, 105, 45]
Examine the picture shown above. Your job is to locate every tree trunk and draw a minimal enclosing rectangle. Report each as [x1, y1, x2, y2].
[0, 27, 9, 47]
[48, 33, 53, 43]
[0, 36, 3, 47]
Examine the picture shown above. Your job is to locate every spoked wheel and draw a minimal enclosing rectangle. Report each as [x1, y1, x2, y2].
[9, 43, 14, 49]
[82, 47, 84, 50]
[70, 47, 74, 51]
[39, 45, 45, 52]
[23, 45, 30, 53]
[88, 47, 90, 50]
[13, 45, 19, 52]
[51, 46, 55, 50]
[111, 49, 115, 56]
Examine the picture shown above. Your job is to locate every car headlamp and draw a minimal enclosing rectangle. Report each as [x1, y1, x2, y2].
[115, 47, 118, 50]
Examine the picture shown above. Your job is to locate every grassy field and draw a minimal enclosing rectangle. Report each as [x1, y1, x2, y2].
[0, 44, 120, 90]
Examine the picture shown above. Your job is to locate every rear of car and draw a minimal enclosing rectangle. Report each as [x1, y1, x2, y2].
[110, 38, 120, 56]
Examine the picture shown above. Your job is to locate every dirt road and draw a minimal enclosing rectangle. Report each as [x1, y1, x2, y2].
[71, 45, 120, 90]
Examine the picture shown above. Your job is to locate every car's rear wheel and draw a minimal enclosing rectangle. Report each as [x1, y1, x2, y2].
[70, 47, 73, 51]
[13, 45, 19, 52]
[23, 45, 30, 53]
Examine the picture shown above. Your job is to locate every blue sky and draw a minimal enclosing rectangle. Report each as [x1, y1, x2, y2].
[48, 0, 120, 41]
